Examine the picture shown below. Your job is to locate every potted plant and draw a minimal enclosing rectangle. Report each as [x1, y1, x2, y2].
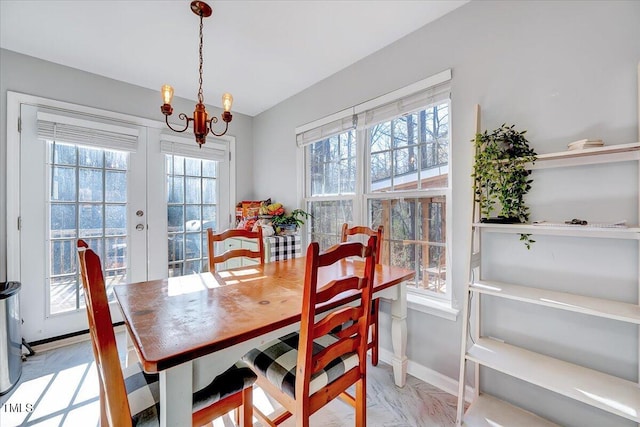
[472, 124, 537, 248]
[271, 208, 311, 235]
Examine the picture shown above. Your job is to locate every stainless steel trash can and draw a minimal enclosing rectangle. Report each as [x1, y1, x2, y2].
[0, 281, 22, 395]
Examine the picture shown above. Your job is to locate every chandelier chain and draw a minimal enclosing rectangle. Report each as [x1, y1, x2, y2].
[197, 11, 204, 104]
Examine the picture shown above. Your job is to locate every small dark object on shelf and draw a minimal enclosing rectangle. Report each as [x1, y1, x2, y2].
[480, 217, 522, 224]
[565, 218, 588, 225]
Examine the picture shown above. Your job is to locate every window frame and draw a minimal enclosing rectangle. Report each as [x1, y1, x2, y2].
[298, 70, 455, 315]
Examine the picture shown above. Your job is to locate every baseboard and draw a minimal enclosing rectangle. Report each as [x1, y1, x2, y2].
[379, 348, 474, 403]
[30, 324, 127, 353]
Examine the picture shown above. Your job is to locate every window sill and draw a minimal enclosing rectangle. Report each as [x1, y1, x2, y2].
[407, 293, 459, 321]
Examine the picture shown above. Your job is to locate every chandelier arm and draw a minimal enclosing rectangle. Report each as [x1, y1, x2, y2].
[165, 113, 192, 133]
[209, 117, 229, 137]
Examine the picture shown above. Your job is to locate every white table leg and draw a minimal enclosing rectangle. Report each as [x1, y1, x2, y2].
[160, 361, 193, 427]
[390, 282, 408, 387]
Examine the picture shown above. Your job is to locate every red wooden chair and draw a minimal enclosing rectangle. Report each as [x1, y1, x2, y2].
[243, 237, 377, 426]
[77, 239, 255, 426]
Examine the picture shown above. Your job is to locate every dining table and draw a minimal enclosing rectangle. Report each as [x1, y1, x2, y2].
[114, 256, 415, 427]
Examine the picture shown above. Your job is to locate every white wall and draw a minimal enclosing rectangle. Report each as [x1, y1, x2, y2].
[252, 1, 640, 426]
[0, 48, 256, 282]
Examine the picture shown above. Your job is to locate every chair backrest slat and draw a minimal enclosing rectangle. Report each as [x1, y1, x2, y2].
[340, 224, 383, 263]
[207, 228, 264, 272]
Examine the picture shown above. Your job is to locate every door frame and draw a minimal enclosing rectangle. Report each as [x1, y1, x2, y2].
[6, 91, 236, 339]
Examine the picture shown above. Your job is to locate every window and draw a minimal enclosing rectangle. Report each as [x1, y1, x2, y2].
[301, 71, 451, 303]
[307, 130, 356, 247]
[161, 133, 230, 278]
[48, 141, 129, 314]
[167, 155, 218, 276]
[367, 102, 449, 297]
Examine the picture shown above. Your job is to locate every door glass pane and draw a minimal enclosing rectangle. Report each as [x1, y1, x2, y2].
[48, 142, 129, 315]
[167, 155, 218, 277]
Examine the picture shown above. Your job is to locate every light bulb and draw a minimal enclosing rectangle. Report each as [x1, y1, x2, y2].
[161, 85, 174, 105]
[222, 93, 233, 112]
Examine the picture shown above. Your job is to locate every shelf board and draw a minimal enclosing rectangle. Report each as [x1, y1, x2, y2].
[473, 222, 640, 240]
[527, 142, 640, 170]
[463, 393, 559, 426]
[471, 280, 640, 324]
[466, 338, 640, 423]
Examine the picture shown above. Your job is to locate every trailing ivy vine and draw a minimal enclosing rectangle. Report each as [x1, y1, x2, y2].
[472, 124, 537, 248]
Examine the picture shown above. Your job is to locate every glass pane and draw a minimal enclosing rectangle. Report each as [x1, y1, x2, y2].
[173, 156, 185, 175]
[183, 260, 202, 275]
[308, 200, 353, 250]
[50, 240, 75, 275]
[105, 171, 127, 203]
[368, 196, 447, 295]
[168, 206, 184, 232]
[370, 152, 391, 184]
[167, 176, 184, 204]
[185, 158, 200, 176]
[50, 275, 77, 314]
[78, 146, 103, 167]
[369, 102, 449, 192]
[202, 206, 216, 231]
[79, 204, 103, 237]
[79, 169, 103, 202]
[185, 205, 201, 226]
[339, 159, 355, 193]
[51, 166, 76, 202]
[185, 233, 201, 259]
[393, 147, 419, 191]
[105, 237, 127, 270]
[308, 130, 356, 197]
[105, 151, 128, 170]
[104, 269, 127, 300]
[185, 177, 201, 204]
[168, 263, 183, 278]
[51, 204, 76, 239]
[202, 178, 217, 204]
[202, 160, 217, 178]
[53, 143, 76, 165]
[105, 205, 126, 235]
[168, 234, 184, 263]
[370, 123, 391, 152]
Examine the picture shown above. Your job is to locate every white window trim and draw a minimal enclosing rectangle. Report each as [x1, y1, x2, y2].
[296, 71, 457, 320]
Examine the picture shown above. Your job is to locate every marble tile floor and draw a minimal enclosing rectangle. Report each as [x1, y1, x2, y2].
[0, 333, 458, 427]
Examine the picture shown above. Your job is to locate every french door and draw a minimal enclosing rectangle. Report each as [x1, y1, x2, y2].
[18, 104, 148, 341]
[15, 101, 233, 342]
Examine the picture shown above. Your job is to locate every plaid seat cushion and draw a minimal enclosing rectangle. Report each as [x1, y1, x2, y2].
[123, 360, 256, 426]
[242, 332, 359, 399]
[266, 235, 301, 262]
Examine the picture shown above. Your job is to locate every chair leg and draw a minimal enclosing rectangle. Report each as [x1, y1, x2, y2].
[240, 387, 253, 427]
[371, 298, 379, 366]
[355, 377, 366, 427]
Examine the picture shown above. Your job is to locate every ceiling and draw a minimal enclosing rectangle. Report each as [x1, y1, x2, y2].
[0, 0, 468, 117]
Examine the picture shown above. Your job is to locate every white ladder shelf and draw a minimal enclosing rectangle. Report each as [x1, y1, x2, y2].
[455, 105, 640, 426]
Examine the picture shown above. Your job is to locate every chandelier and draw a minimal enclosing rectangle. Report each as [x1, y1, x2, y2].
[160, 1, 233, 147]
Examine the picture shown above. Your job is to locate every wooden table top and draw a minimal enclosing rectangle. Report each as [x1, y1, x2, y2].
[114, 257, 415, 373]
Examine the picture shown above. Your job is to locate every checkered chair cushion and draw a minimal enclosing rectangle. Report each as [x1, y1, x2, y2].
[242, 331, 359, 399]
[266, 235, 301, 262]
[123, 361, 257, 426]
